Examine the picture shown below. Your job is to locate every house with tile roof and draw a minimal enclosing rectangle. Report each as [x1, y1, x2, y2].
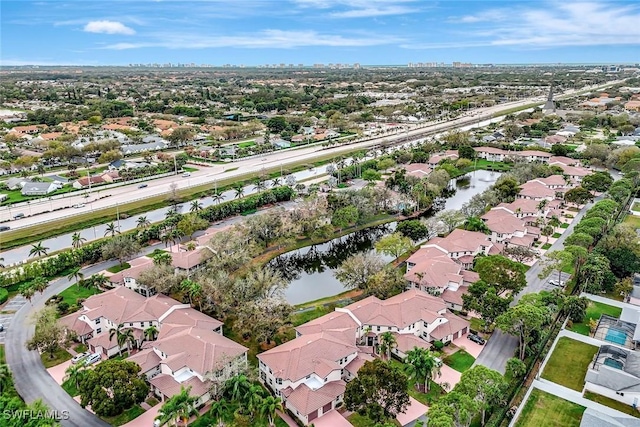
[59, 286, 247, 406]
[403, 163, 432, 179]
[481, 208, 540, 247]
[258, 289, 469, 425]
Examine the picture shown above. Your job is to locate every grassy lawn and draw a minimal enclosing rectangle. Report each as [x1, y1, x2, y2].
[515, 389, 585, 427]
[290, 306, 331, 327]
[469, 317, 486, 334]
[444, 350, 476, 373]
[584, 391, 640, 417]
[541, 337, 598, 391]
[542, 243, 552, 250]
[560, 223, 570, 228]
[472, 158, 512, 172]
[624, 215, 640, 229]
[62, 378, 80, 397]
[182, 166, 199, 172]
[0, 344, 5, 363]
[347, 412, 401, 427]
[388, 359, 445, 406]
[552, 232, 562, 238]
[569, 301, 622, 336]
[101, 405, 145, 427]
[41, 347, 73, 368]
[107, 262, 131, 273]
[237, 140, 256, 148]
[58, 285, 101, 306]
[632, 202, 640, 212]
[145, 397, 160, 407]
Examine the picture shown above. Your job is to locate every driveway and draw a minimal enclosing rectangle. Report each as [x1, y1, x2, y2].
[436, 365, 462, 390]
[452, 334, 485, 358]
[47, 360, 72, 385]
[474, 197, 599, 373]
[0, 295, 27, 344]
[396, 397, 428, 427]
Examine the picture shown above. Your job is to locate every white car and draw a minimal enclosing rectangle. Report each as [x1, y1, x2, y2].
[71, 352, 90, 364]
[73, 203, 86, 209]
[549, 279, 566, 287]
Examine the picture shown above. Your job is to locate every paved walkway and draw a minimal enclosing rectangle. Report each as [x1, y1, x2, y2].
[436, 365, 461, 391]
[451, 334, 485, 358]
[0, 295, 27, 344]
[581, 293, 638, 310]
[396, 397, 429, 426]
[121, 403, 161, 427]
[276, 410, 299, 427]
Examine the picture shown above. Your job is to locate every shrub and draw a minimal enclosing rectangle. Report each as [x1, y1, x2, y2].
[432, 340, 444, 351]
[0, 287, 8, 304]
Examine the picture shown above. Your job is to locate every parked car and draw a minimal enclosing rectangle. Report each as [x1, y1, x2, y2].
[549, 279, 565, 287]
[0, 226, 10, 232]
[467, 333, 486, 345]
[138, 184, 148, 189]
[71, 352, 91, 364]
[13, 213, 24, 219]
[182, 172, 191, 177]
[0, 324, 4, 332]
[85, 353, 102, 365]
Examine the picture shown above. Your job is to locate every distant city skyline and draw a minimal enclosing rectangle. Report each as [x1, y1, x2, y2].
[2, 0, 640, 66]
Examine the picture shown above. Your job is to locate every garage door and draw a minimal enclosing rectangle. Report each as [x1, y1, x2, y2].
[308, 410, 318, 421]
[323, 402, 332, 413]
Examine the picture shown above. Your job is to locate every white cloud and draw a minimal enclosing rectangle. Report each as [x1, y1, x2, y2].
[331, 5, 416, 18]
[293, 0, 417, 17]
[104, 29, 402, 50]
[84, 20, 135, 35]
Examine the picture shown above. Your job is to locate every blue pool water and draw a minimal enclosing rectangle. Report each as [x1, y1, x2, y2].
[605, 328, 627, 346]
[604, 358, 624, 370]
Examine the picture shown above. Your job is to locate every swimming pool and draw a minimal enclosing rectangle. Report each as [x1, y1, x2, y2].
[605, 328, 627, 346]
[604, 357, 624, 370]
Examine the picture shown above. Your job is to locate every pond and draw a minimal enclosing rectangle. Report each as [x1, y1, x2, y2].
[273, 169, 501, 305]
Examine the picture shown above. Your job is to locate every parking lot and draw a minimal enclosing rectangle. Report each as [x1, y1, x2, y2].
[0, 295, 27, 344]
[540, 270, 572, 292]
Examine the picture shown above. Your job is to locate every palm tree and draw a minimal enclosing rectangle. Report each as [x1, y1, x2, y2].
[223, 374, 251, 404]
[244, 383, 265, 416]
[405, 347, 442, 392]
[0, 363, 11, 394]
[136, 216, 151, 229]
[233, 184, 244, 199]
[156, 386, 199, 426]
[29, 241, 49, 258]
[254, 178, 266, 193]
[548, 215, 561, 230]
[209, 398, 229, 427]
[211, 191, 224, 204]
[67, 266, 84, 287]
[271, 177, 281, 187]
[190, 200, 202, 212]
[0, 256, 4, 269]
[33, 277, 48, 294]
[109, 323, 133, 356]
[378, 331, 397, 361]
[259, 395, 283, 427]
[104, 222, 120, 237]
[152, 251, 172, 266]
[537, 199, 548, 213]
[71, 232, 86, 249]
[19, 283, 35, 303]
[64, 359, 87, 389]
[144, 325, 159, 342]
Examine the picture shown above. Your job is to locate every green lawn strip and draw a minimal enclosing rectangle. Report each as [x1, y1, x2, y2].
[624, 215, 640, 229]
[444, 350, 476, 373]
[632, 203, 640, 212]
[560, 223, 570, 228]
[348, 412, 402, 427]
[290, 306, 332, 327]
[41, 347, 73, 369]
[145, 397, 160, 407]
[182, 166, 199, 172]
[552, 232, 562, 238]
[541, 337, 598, 391]
[106, 262, 131, 273]
[237, 140, 256, 148]
[0, 147, 369, 249]
[569, 301, 622, 336]
[62, 378, 80, 397]
[0, 344, 5, 363]
[189, 400, 289, 427]
[514, 389, 585, 427]
[469, 317, 486, 334]
[58, 285, 101, 306]
[100, 405, 145, 427]
[542, 243, 552, 250]
[583, 391, 640, 418]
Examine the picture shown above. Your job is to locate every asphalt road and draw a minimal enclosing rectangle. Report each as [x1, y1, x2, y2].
[474, 198, 597, 373]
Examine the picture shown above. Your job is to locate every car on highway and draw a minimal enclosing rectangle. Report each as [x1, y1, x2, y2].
[549, 279, 566, 287]
[73, 203, 85, 208]
[13, 213, 24, 219]
[0, 226, 10, 232]
[467, 333, 486, 345]
[182, 172, 191, 177]
[138, 183, 148, 189]
[71, 352, 91, 364]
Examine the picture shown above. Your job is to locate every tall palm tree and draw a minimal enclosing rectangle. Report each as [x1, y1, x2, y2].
[64, 359, 87, 389]
[190, 200, 202, 212]
[537, 199, 548, 213]
[233, 184, 244, 199]
[67, 266, 84, 287]
[144, 325, 159, 342]
[29, 241, 49, 258]
[405, 347, 442, 392]
[223, 374, 251, 404]
[0, 363, 11, 395]
[109, 323, 133, 356]
[378, 331, 397, 361]
[0, 256, 4, 268]
[211, 190, 224, 204]
[71, 232, 86, 249]
[104, 222, 120, 237]
[19, 283, 35, 303]
[259, 395, 283, 427]
[87, 273, 108, 290]
[209, 398, 229, 427]
[136, 216, 151, 229]
[152, 251, 173, 266]
[156, 386, 199, 426]
[254, 178, 266, 193]
[33, 277, 48, 294]
[271, 177, 281, 187]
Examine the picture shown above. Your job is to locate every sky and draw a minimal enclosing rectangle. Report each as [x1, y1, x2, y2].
[1, 0, 640, 66]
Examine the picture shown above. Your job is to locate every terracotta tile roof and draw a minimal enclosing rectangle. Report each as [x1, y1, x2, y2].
[461, 270, 480, 284]
[195, 225, 233, 247]
[106, 256, 154, 284]
[508, 234, 535, 247]
[405, 246, 465, 289]
[475, 147, 506, 154]
[557, 164, 590, 177]
[286, 380, 346, 416]
[146, 326, 246, 375]
[481, 209, 527, 235]
[59, 312, 93, 336]
[150, 374, 211, 398]
[430, 313, 469, 340]
[549, 156, 578, 166]
[497, 198, 541, 214]
[87, 332, 117, 350]
[126, 348, 162, 373]
[426, 229, 492, 254]
[404, 163, 432, 178]
[171, 248, 211, 270]
[258, 332, 357, 382]
[295, 311, 359, 342]
[537, 175, 567, 187]
[392, 332, 431, 354]
[518, 181, 556, 199]
[441, 287, 468, 307]
[344, 353, 374, 375]
[519, 150, 552, 157]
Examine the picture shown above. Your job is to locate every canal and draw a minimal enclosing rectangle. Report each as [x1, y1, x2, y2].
[274, 169, 501, 305]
